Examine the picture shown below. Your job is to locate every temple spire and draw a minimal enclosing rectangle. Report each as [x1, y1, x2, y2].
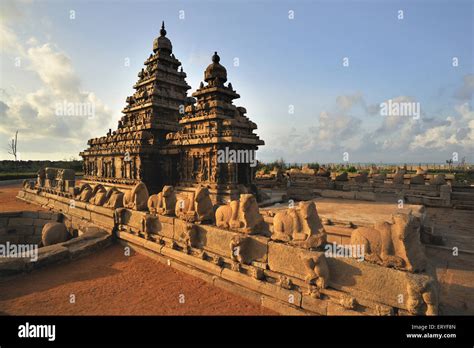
[160, 21, 167, 36]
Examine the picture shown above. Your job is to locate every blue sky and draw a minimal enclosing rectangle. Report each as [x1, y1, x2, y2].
[1, 0, 473, 163]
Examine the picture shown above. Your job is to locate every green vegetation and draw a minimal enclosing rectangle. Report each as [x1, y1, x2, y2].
[0, 160, 83, 181]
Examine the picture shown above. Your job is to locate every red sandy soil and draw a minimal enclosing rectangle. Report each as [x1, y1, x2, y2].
[0, 183, 48, 212]
[0, 183, 275, 315]
[0, 244, 275, 315]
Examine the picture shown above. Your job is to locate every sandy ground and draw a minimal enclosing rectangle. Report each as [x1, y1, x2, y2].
[1, 182, 472, 315]
[0, 243, 275, 315]
[0, 182, 275, 315]
[0, 183, 48, 212]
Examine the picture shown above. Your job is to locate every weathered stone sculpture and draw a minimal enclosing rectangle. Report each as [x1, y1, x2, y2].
[430, 174, 446, 186]
[392, 168, 406, 184]
[76, 183, 93, 202]
[104, 187, 124, 209]
[271, 201, 327, 249]
[301, 253, 330, 288]
[123, 182, 149, 211]
[335, 172, 348, 181]
[89, 184, 107, 206]
[350, 212, 427, 272]
[41, 222, 72, 246]
[175, 186, 213, 223]
[353, 172, 368, 183]
[37, 168, 46, 187]
[215, 194, 264, 234]
[372, 172, 386, 183]
[23, 179, 34, 190]
[410, 174, 425, 185]
[148, 185, 176, 215]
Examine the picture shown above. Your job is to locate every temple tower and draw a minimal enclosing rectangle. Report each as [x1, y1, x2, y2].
[167, 52, 264, 203]
[80, 22, 191, 193]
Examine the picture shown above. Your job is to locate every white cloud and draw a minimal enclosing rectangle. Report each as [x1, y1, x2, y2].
[0, 20, 113, 160]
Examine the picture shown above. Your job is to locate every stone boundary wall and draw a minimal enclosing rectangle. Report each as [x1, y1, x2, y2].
[0, 211, 61, 246]
[288, 182, 453, 208]
[0, 227, 112, 278]
[17, 188, 439, 316]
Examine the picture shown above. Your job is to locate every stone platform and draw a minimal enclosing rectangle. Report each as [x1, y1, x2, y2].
[17, 187, 439, 316]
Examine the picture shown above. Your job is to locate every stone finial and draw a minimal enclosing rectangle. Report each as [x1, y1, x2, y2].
[160, 21, 167, 36]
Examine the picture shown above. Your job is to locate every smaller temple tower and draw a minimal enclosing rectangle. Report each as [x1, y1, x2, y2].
[167, 52, 264, 203]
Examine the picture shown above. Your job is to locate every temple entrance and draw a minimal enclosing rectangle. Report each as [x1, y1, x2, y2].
[237, 163, 249, 185]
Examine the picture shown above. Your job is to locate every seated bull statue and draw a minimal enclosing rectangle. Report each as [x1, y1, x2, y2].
[410, 174, 425, 185]
[271, 201, 327, 249]
[148, 185, 176, 215]
[350, 212, 427, 272]
[215, 194, 264, 234]
[89, 184, 107, 206]
[175, 186, 213, 223]
[123, 182, 149, 211]
[392, 167, 406, 184]
[75, 183, 93, 202]
[430, 174, 446, 186]
[353, 172, 368, 183]
[335, 172, 348, 181]
[104, 187, 124, 209]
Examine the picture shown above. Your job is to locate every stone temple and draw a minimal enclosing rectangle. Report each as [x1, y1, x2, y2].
[80, 22, 264, 203]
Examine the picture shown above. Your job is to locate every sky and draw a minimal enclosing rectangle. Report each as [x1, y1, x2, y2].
[0, 0, 473, 163]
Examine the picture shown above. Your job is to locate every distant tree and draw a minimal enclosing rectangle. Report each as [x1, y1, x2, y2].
[7, 130, 18, 161]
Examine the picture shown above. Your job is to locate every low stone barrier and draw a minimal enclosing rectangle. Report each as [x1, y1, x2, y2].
[17, 186, 439, 316]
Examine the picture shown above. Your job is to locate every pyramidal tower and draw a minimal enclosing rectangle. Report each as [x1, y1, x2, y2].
[80, 24, 264, 201]
[80, 22, 191, 192]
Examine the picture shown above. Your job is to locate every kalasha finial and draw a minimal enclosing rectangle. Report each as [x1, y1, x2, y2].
[160, 21, 167, 36]
[212, 51, 220, 63]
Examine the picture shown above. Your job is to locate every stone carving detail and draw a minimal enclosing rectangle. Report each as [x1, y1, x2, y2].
[353, 172, 368, 183]
[76, 183, 93, 202]
[123, 182, 149, 211]
[148, 185, 176, 215]
[301, 253, 330, 288]
[215, 194, 264, 234]
[176, 222, 198, 253]
[175, 186, 213, 223]
[430, 174, 446, 186]
[410, 174, 425, 185]
[41, 222, 72, 246]
[335, 172, 348, 181]
[23, 179, 35, 190]
[271, 201, 327, 249]
[392, 168, 406, 184]
[406, 280, 439, 316]
[89, 184, 107, 206]
[350, 212, 427, 272]
[104, 187, 124, 209]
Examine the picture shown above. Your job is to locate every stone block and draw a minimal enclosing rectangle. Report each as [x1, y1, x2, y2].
[38, 211, 53, 220]
[267, 241, 324, 280]
[8, 217, 34, 226]
[213, 277, 262, 304]
[301, 294, 328, 315]
[326, 256, 435, 311]
[261, 296, 309, 315]
[327, 302, 364, 316]
[13, 225, 34, 236]
[220, 268, 301, 306]
[22, 211, 39, 219]
[196, 225, 268, 263]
